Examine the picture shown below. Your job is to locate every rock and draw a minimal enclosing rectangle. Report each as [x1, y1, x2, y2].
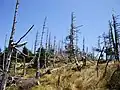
[18, 78, 39, 90]
[108, 69, 120, 90]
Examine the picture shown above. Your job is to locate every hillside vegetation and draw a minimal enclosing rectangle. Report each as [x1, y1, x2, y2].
[7, 61, 120, 90]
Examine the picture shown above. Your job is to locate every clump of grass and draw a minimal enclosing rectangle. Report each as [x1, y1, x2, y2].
[8, 61, 118, 90]
[32, 85, 53, 90]
[7, 85, 18, 90]
[24, 68, 36, 79]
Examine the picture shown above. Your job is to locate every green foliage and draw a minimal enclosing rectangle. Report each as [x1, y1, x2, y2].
[33, 47, 45, 68]
[22, 46, 28, 55]
[22, 46, 34, 63]
[33, 47, 54, 68]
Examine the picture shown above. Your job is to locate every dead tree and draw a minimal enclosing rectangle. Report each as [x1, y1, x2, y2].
[60, 39, 64, 58]
[92, 47, 95, 60]
[23, 56, 26, 76]
[36, 17, 47, 79]
[3, 34, 7, 70]
[112, 15, 119, 61]
[103, 23, 114, 77]
[0, 0, 34, 89]
[48, 32, 51, 52]
[109, 21, 115, 56]
[58, 40, 61, 55]
[34, 30, 39, 55]
[61, 40, 64, 54]
[66, 12, 78, 63]
[0, 0, 19, 89]
[46, 32, 52, 66]
[14, 51, 18, 76]
[53, 36, 56, 67]
[82, 37, 86, 66]
[98, 36, 101, 50]
[96, 47, 105, 77]
[44, 28, 49, 68]
[65, 12, 82, 71]
[69, 12, 75, 62]
[75, 26, 81, 61]
[103, 33, 108, 61]
[82, 37, 85, 54]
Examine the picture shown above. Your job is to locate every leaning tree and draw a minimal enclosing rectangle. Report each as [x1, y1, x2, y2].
[0, 0, 34, 90]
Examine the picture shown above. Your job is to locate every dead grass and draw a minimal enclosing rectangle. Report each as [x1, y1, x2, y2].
[32, 61, 118, 90]
[8, 61, 119, 90]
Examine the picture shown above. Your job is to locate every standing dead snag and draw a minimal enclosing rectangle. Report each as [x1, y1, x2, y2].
[14, 51, 18, 76]
[53, 36, 56, 67]
[98, 36, 101, 50]
[3, 34, 7, 71]
[69, 12, 75, 62]
[112, 15, 119, 61]
[65, 12, 80, 63]
[103, 28, 113, 77]
[96, 15, 120, 79]
[103, 33, 108, 61]
[36, 17, 47, 79]
[92, 47, 95, 60]
[65, 12, 75, 62]
[34, 30, 39, 55]
[96, 47, 105, 77]
[44, 28, 49, 69]
[82, 37, 86, 66]
[23, 56, 26, 76]
[0, 0, 34, 89]
[47, 32, 52, 62]
[75, 25, 81, 61]
[103, 18, 120, 77]
[48, 32, 52, 51]
[65, 12, 82, 71]
[0, 0, 19, 89]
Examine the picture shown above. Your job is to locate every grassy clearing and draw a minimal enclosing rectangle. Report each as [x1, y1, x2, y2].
[7, 61, 119, 90]
[31, 61, 117, 90]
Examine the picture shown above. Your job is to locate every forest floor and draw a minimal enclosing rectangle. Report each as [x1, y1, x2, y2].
[7, 60, 120, 90]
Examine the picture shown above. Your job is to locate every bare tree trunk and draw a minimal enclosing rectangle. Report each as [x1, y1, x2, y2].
[0, 0, 34, 89]
[48, 32, 51, 51]
[112, 15, 119, 61]
[36, 17, 47, 79]
[34, 30, 39, 55]
[14, 51, 18, 76]
[103, 33, 108, 61]
[75, 28, 78, 61]
[3, 34, 7, 70]
[103, 27, 113, 77]
[92, 47, 95, 60]
[53, 36, 56, 67]
[82, 37, 86, 66]
[66, 12, 81, 64]
[0, 0, 19, 90]
[45, 28, 49, 68]
[23, 56, 26, 76]
[96, 47, 104, 77]
[69, 12, 75, 62]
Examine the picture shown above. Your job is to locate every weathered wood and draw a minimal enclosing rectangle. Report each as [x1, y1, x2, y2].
[36, 17, 47, 79]
[3, 34, 7, 70]
[0, 0, 19, 89]
[112, 15, 119, 61]
[14, 51, 18, 76]
[15, 25, 34, 45]
[34, 30, 39, 55]
[45, 28, 49, 68]
[96, 46, 104, 77]
[53, 36, 56, 67]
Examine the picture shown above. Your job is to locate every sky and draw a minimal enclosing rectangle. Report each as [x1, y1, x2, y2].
[0, 0, 120, 52]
